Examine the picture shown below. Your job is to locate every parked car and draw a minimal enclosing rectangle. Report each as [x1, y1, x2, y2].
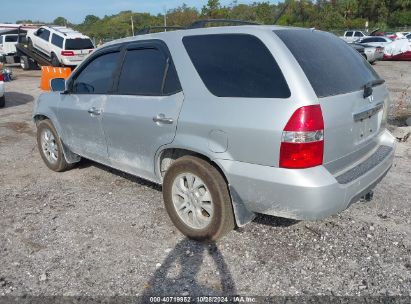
[341, 30, 367, 43]
[358, 36, 392, 47]
[352, 42, 384, 64]
[0, 72, 5, 108]
[350, 43, 367, 60]
[26, 26, 94, 67]
[33, 25, 396, 240]
[0, 34, 19, 56]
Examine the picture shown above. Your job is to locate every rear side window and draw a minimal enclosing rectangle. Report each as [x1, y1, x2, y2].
[65, 38, 94, 50]
[117, 48, 181, 95]
[354, 32, 363, 37]
[51, 34, 63, 48]
[72, 52, 120, 94]
[5, 36, 18, 42]
[274, 29, 380, 98]
[346, 31, 353, 36]
[183, 34, 290, 98]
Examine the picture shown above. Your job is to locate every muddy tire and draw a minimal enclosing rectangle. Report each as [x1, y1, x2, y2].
[163, 156, 235, 241]
[36, 119, 72, 172]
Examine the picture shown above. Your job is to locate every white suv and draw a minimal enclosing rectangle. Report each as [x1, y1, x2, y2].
[26, 26, 94, 67]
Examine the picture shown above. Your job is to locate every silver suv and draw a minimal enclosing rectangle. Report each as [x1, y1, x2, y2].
[33, 25, 396, 240]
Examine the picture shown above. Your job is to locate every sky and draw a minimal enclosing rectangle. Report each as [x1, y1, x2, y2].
[0, 0, 279, 24]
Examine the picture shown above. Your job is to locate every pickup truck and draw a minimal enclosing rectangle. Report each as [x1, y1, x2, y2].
[340, 30, 367, 43]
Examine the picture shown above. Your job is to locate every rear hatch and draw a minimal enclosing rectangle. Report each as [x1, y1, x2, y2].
[64, 38, 94, 61]
[274, 29, 388, 175]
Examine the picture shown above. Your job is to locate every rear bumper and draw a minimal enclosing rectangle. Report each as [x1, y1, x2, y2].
[218, 129, 396, 221]
[61, 57, 84, 66]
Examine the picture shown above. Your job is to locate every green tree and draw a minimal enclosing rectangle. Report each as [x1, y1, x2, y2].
[53, 17, 68, 26]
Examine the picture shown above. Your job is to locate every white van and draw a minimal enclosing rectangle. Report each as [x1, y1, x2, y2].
[0, 34, 19, 55]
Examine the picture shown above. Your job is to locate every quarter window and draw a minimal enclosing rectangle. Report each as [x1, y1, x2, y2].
[183, 34, 290, 98]
[72, 52, 120, 94]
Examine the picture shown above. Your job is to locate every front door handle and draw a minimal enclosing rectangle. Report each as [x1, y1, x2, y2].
[88, 107, 101, 115]
[153, 114, 173, 124]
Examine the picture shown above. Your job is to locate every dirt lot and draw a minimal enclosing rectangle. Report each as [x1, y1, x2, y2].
[0, 62, 410, 298]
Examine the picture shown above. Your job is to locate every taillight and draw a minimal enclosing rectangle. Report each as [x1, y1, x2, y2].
[61, 51, 74, 56]
[279, 105, 324, 169]
[0, 73, 3, 82]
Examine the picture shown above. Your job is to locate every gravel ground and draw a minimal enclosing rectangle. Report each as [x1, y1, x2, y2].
[0, 62, 410, 298]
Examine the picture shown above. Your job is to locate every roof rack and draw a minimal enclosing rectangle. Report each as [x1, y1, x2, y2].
[188, 19, 260, 29]
[136, 26, 184, 35]
[48, 25, 79, 36]
[135, 19, 260, 36]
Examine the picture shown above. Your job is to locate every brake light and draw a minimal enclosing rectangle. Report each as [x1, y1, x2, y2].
[61, 51, 74, 56]
[0, 73, 3, 82]
[279, 105, 324, 169]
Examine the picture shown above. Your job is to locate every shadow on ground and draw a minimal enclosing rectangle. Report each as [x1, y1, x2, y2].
[4, 92, 34, 108]
[141, 238, 236, 300]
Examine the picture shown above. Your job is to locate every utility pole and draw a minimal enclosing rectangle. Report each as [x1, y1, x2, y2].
[163, 6, 167, 31]
[131, 15, 135, 36]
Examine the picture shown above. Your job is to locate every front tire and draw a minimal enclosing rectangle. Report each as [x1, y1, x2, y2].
[163, 156, 235, 241]
[36, 119, 72, 172]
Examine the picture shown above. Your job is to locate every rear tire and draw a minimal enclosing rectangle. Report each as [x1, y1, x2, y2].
[36, 119, 72, 172]
[20, 56, 30, 70]
[51, 53, 60, 67]
[0, 96, 5, 108]
[163, 156, 235, 241]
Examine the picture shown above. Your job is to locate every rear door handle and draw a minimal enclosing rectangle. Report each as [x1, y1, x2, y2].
[88, 107, 101, 116]
[153, 114, 173, 124]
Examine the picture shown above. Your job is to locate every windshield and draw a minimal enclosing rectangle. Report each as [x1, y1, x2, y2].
[64, 38, 94, 50]
[274, 29, 381, 98]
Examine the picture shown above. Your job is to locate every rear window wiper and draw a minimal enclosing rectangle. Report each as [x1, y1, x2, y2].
[363, 79, 385, 98]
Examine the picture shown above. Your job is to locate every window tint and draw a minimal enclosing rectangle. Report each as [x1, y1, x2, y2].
[354, 32, 363, 37]
[183, 34, 290, 98]
[51, 34, 64, 48]
[118, 48, 178, 95]
[65, 39, 94, 50]
[346, 31, 353, 36]
[39, 29, 50, 41]
[5, 35, 18, 42]
[72, 52, 120, 94]
[274, 29, 380, 98]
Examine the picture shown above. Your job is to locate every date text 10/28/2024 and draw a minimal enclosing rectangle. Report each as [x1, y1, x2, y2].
[149, 296, 257, 303]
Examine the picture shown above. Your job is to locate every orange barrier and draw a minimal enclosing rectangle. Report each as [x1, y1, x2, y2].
[39, 66, 72, 91]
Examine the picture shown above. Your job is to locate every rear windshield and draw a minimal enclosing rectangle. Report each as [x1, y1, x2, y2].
[65, 38, 94, 50]
[274, 29, 380, 98]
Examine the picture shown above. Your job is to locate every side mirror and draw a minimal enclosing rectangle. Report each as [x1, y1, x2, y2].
[50, 78, 66, 92]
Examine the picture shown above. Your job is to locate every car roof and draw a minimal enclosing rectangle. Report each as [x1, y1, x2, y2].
[44, 25, 89, 39]
[103, 25, 303, 48]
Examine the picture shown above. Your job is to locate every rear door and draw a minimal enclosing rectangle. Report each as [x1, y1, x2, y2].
[64, 38, 94, 62]
[275, 29, 388, 174]
[102, 40, 183, 181]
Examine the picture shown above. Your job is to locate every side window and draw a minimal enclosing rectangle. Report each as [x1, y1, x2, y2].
[346, 31, 353, 37]
[51, 34, 64, 48]
[39, 29, 50, 41]
[117, 47, 181, 95]
[354, 32, 363, 37]
[183, 34, 290, 98]
[72, 52, 120, 94]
